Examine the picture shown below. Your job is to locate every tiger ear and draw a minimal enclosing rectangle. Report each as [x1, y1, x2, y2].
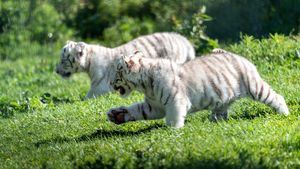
[121, 54, 127, 62]
[66, 40, 76, 48]
[75, 42, 86, 57]
[66, 40, 73, 44]
[124, 54, 141, 72]
[124, 57, 135, 69]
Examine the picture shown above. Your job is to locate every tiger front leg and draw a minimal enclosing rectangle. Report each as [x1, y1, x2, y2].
[165, 99, 190, 128]
[106, 107, 135, 124]
[85, 84, 112, 99]
[85, 89, 97, 99]
[106, 102, 165, 125]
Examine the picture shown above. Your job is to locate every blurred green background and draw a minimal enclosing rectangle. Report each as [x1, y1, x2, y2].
[1, 0, 299, 59]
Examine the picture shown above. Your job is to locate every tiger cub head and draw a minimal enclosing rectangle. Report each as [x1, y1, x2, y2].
[111, 51, 144, 97]
[56, 41, 89, 78]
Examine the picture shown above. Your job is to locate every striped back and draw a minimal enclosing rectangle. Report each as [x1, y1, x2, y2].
[111, 32, 195, 64]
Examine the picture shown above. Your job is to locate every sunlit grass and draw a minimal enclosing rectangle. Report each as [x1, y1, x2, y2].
[0, 36, 299, 168]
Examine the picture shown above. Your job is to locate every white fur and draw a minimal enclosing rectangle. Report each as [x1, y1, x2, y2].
[107, 50, 289, 128]
[55, 32, 195, 98]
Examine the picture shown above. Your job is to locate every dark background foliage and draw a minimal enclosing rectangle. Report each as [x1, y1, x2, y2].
[0, 0, 299, 59]
[205, 0, 300, 40]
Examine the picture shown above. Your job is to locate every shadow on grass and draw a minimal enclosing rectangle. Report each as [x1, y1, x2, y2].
[34, 123, 164, 148]
[0, 93, 79, 118]
[171, 150, 270, 169]
[75, 149, 270, 169]
[229, 109, 269, 120]
[40, 92, 78, 105]
[282, 134, 300, 152]
[168, 159, 269, 169]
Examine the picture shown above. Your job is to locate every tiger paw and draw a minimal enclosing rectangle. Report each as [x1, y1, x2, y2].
[106, 107, 135, 124]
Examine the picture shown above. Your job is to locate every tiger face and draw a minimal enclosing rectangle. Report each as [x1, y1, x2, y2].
[111, 51, 144, 97]
[56, 41, 88, 78]
[112, 71, 134, 98]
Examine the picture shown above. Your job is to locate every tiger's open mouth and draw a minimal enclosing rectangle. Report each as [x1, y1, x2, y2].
[114, 86, 126, 95]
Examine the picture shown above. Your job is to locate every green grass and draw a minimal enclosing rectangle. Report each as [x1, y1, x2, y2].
[0, 35, 300, 169]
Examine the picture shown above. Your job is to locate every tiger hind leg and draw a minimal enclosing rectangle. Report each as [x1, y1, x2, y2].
[211, 106, 229, 122]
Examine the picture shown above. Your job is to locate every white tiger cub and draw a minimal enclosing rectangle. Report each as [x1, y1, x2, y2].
[107, 50, 289, 128]
[55, 32, 195, 98]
